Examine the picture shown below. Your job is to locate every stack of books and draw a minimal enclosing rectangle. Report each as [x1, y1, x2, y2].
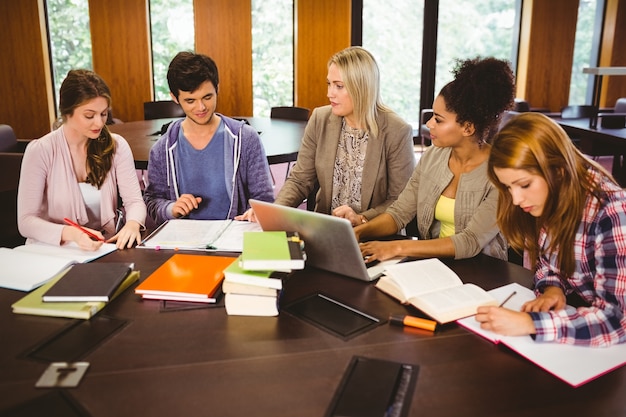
[135, 254, 237, 304]
[12, 262, 138, 319]
[223, 231, 305, 316]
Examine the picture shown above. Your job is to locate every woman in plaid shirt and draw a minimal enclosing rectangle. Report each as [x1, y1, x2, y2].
[476, 112, 626, 347]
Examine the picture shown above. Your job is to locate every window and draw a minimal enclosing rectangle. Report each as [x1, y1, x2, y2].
[435, 0, 518, 96]
[46, 0, 93, 113]
[362, 0, 518, 124]
[363, 0, 423, 124]
[149, 0, 195, 100]
[569, 0, 602, 105]
[252, 0, 294, 117]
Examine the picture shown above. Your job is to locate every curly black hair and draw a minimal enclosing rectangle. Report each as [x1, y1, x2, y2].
[439, 57, 515, 144]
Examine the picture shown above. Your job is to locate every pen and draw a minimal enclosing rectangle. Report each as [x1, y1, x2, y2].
[63, 218, 105, 242]
[389, 314, 437, 332]
[499, 291, 517, 307]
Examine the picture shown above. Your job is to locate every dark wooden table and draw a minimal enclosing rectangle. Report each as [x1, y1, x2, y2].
[1, 251, 624, 416]
[109, 117, 306, 170]
[556, 117, 626, 185]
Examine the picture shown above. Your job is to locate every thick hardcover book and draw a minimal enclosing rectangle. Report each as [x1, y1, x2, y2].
[376, 258, 497, 324]
[42, 262, 134, 302]
[223, 256, 286, 290]
[224, 292, 279, 316]
[135, 254, 236, 301]
[457, 283, 626, 387]
[239, 231, 305, 270]
[12, 270, 139, 319]
[221, 280, 279, 297]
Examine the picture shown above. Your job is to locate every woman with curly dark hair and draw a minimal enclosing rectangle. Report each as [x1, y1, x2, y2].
[18, 69, 146, 251]
[356, 57, 514, 261]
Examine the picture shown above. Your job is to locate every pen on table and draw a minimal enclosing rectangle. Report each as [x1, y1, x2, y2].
[499, 291, 517, 307]
[389, 314, 437, 332]
[63, 218, 105, 242]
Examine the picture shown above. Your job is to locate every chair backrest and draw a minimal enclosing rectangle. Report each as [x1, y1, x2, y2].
[614, 98, 626, 113]
[0, 124, 18, 152]
[513, 98, 530, 112]
[143, 101, 185, 120]
[270, 106, 310, 121]
[561, 105, 596, 119]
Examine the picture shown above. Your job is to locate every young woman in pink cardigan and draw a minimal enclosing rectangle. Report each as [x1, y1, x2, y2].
[17, 69, 146, 250]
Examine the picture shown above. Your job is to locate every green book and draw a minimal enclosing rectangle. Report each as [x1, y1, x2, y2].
[223, 257, 286, 290]
[240, 231, 305, 271]
[11, 270, 140, 320]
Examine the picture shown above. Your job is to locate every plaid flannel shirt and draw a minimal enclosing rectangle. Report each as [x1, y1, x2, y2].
[532, 172, 626, 346]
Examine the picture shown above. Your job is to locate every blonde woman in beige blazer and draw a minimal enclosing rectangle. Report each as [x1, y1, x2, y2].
[238, 47, 415, 225]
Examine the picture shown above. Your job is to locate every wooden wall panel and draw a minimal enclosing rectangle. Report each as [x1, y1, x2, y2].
[0, 0, 54, 138]
[89, 0, 152, 122]
[600, 0, 626, 107]
[194, 0, 252, 117]
[295, 0, 352, 112]
[517, 0, 579, 112]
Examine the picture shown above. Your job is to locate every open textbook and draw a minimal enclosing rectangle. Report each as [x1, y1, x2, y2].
[457, 283, 626, 387]
[0, 242, 117, 292]
[139, 219, 262, 252]
[376, 258, 498, 323]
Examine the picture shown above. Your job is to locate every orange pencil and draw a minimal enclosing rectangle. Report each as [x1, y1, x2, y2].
[389, 314, 437, 332]
[63, 218, 105, 242]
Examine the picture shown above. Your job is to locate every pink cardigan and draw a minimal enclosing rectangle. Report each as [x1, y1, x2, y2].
[17, 128, 146, 245]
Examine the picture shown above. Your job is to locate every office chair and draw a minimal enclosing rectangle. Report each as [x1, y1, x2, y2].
[143, 101, 185, 120]
[0, 124, 18, 152]
[419, 109, 433, 149]
[270, 106, 310, 121]
[268, 106, 310, 185]
[513, 98, 530, 112]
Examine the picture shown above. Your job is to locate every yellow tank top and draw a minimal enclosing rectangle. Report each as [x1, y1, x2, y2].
[435, 195, 455, 238]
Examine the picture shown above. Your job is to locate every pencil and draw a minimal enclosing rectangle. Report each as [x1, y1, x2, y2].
[63, 218, 105, 242]
[499, 291, 517, 307]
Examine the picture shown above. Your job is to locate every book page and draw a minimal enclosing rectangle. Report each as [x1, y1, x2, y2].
[212, 221, 262, 252]
[409, 283, 497, 323]
[383, 258, 464, 298]
[498, 330, 626, 387]
[456, 283, 626, 387]
[456, 283, 535, 342]
[1, 243, 118, 292]
[15, 242, 117, 263]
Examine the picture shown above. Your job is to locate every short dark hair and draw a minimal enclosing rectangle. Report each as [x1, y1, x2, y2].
[167, 51, 219, 99]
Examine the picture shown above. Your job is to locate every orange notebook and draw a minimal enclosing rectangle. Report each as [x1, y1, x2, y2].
[135, 254, 237, 301]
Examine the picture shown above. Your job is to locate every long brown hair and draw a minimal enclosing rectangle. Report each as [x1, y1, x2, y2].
[487, 112, 613, 277]
[58, 69, 115, 188]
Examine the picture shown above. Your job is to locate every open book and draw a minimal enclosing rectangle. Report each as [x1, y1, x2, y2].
[457, 283, 626, 387]
[376, 258, 498, 323]
[139, 219, 262, 252]
[0, 242, 117, 292]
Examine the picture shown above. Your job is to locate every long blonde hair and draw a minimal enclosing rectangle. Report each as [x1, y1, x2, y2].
[328, 46, 391, 138]
[488, 112, 614, 276]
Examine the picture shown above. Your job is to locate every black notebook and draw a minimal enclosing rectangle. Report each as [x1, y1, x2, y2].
[42, 262, 134, 302]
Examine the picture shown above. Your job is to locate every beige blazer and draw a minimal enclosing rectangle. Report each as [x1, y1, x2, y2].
[275, 105, 415, 219]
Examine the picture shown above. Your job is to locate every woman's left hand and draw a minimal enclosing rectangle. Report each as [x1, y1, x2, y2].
[107, 220, 142, 249]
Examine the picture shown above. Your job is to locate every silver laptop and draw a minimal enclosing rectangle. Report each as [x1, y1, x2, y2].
[249, 199, 377, 281]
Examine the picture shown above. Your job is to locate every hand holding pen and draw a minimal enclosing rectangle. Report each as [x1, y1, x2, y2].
[63, 218, 105, 251]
